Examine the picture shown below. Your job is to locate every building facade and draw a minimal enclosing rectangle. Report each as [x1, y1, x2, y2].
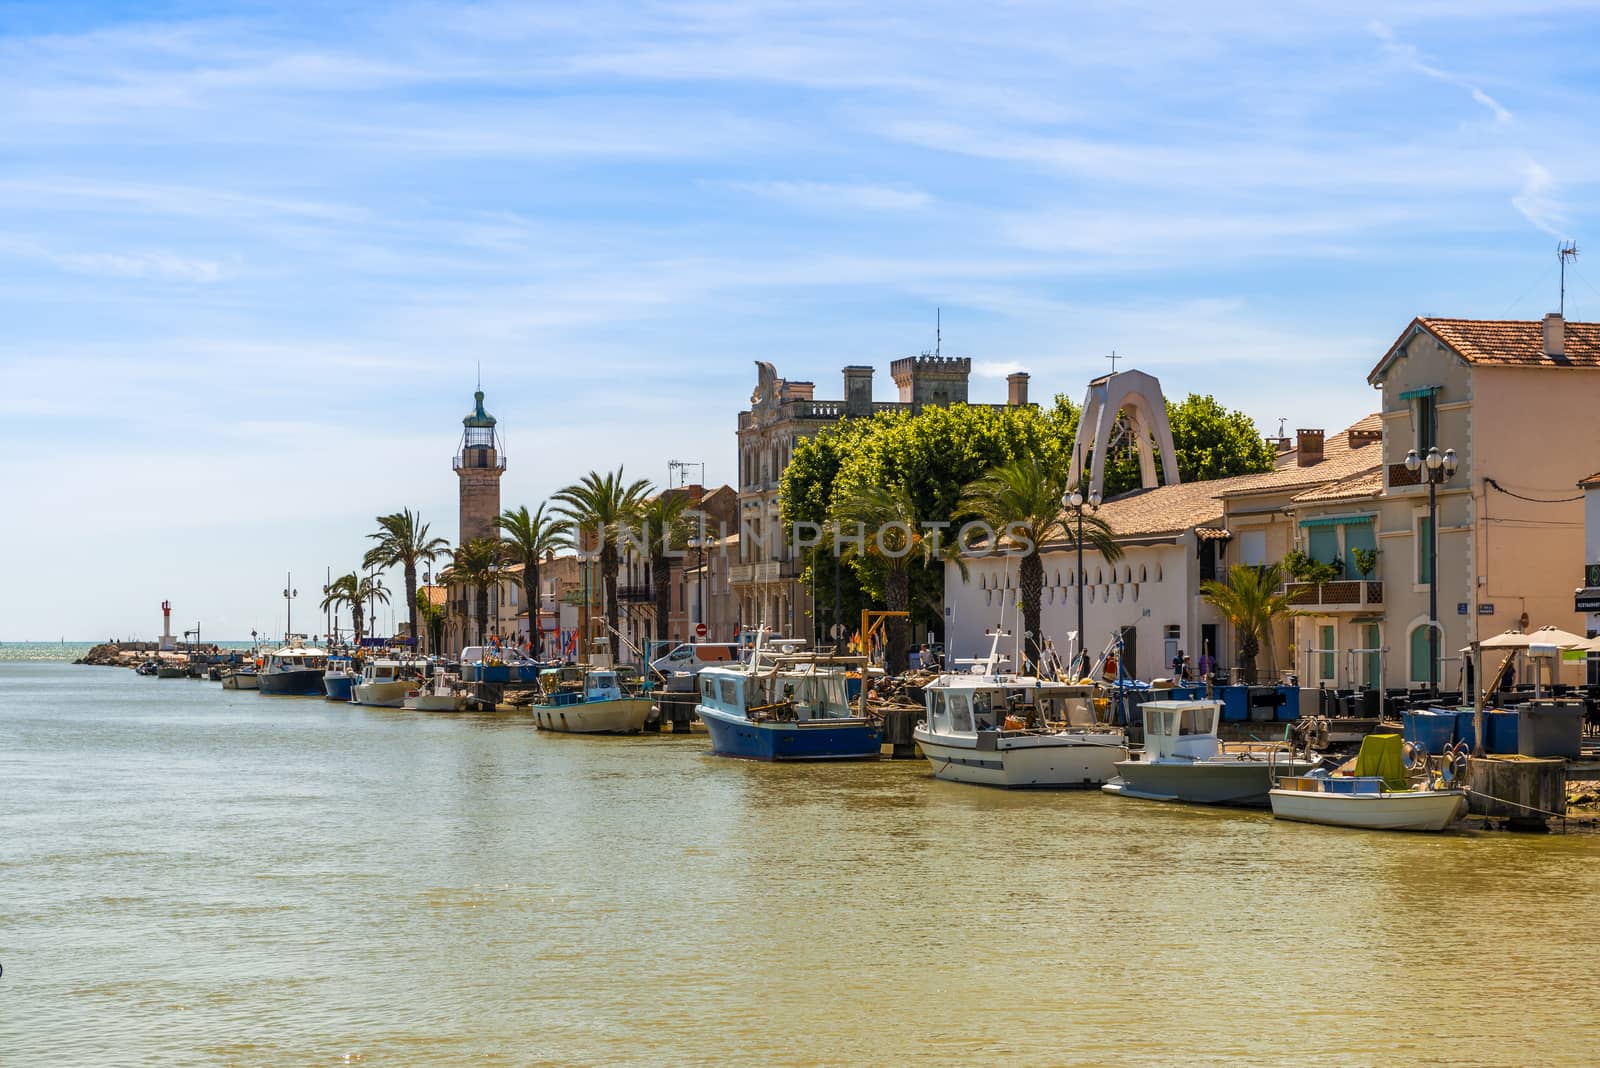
[736, 357, 1031, 643]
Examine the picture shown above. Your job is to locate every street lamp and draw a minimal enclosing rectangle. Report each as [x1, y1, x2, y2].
[1404, 445, 1459, 691]
[1065, 487, 1103, 677]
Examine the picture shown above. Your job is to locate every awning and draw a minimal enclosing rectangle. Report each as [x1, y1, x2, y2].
[1195, 527, 1232, 541]
[1577, 588, 1600, 613]
[1299, 514, 1376, 528]
[1399, 385, 1440, 400]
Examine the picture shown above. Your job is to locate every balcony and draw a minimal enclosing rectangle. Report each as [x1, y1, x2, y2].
[1285, 580, 1384, 610]
[616, 585, 653, 603]
[730, 561, 787, 584]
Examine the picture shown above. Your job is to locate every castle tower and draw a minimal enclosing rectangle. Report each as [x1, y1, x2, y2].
[889, 355, 972, 413]
[455, 389, 505, 546]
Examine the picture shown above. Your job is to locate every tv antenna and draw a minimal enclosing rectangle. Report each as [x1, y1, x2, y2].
[668, 460, 704, 488]
[936, 308, 941, 357]
[1559, 241, 1579, 317]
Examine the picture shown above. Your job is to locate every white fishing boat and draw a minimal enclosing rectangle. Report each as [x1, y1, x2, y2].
[221, 667, 259, 690]
[1102, 700, 1321, 807]
[912, 630, 1126, 788]
[258, 640, 329, 696]
[1269, 734, 1468, 832]
[351, 659, 413, 708]
[403, 672, 469, 712]
[530, 668, 652, 734]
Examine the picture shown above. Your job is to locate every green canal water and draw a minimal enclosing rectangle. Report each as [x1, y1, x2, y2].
[4, 660, 1599, 1066]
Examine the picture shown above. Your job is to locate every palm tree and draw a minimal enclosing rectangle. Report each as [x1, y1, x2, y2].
[320, 573, 359, 644]
[553, 468, 651, 651]
[960, 456, 1122, 674]
[350, 573, 390, 643]
[496, 503, 571, 656]
[634, 492, 693, 646]
[828, 482, 963, 674]
[451, 538, 502, 646]
[1200, 562, 1296, 684]
[363, 509, 450, 654]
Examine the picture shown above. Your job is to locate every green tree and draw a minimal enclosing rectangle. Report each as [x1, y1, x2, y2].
[1200, 563, 1296, 684]
[415, 587, 446, 655]
[363, 509, 450, 654]
[451, 538, 502, 646]
[959, 456, 1122, 674]
[554, 468, 651, 649]
[496, 503, 571, 656]
[634, 492, 693, 646]
[320, 573, 359, 644]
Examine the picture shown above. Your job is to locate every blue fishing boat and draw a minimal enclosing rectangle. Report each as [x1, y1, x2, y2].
[696, 640, 881, 761]
[322, 655, 357, 702]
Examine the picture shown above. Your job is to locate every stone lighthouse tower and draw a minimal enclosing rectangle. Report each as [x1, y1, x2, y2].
[455, 389, 505, 546]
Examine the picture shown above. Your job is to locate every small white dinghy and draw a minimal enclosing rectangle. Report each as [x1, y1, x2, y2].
[1269, 734, 1468, 833]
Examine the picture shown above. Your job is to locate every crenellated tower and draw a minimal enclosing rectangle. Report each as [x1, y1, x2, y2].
[454, 389, 505, 546]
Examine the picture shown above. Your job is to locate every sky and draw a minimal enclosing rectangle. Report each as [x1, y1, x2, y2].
[2, 0, 1597, 640]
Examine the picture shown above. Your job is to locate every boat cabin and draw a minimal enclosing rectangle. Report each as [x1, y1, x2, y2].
[1139, 700, 1224, 761]
[699, 665, 859, 723]
[362, 659, 405, 682]
[924, 680, 1101, 734]
[265, 647, 327, 672]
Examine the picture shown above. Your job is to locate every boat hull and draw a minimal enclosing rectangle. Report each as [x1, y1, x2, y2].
[221, 671, 259, 691]
[405, 695, 467, 712]
[1269, 789, 1468, 832]
[1105, 757, 1321, 807]
[323, 674, 356, 701]
[532, 697, 652, 734]
[913, 727, 1126, 788]
[258, 669, 325, 696]
[353, 680, 410, 708]
[698, 704, 882, 761]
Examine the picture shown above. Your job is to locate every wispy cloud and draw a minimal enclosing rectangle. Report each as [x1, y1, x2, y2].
[722, 179, 932, 212]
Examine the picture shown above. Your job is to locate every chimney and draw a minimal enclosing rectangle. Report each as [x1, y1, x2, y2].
[1267, 435, 1293, 454]
[1006, 371, 1030, 407]
[1544, 312, 1565, 357]
[1347, 427, 1382, 449]
[1296, 429, 1324, 466]
[842, 366, 874, 417]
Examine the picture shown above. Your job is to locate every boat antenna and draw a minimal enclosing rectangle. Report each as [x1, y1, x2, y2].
[1559, 241, 1579, 317]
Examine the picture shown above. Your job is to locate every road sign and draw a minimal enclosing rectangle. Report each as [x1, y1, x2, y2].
[694, 622, 708, 639]
[1478, 603, 1496, 615]
[1457, 603, 1469, 615]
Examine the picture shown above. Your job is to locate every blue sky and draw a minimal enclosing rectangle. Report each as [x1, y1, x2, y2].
[2, 1, 1597, 640]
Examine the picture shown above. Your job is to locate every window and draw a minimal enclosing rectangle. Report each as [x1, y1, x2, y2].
[1361, 624, 1381, 688]
[1416, 516, 1433, 584]
[1308, 526, 1339, 567]
[1344, 521, 1377, 580]
[1415, 393, 1436, 454]
[1409, 625, 1434, 684]
[720, 678, 737, 705]
[1319, 625, 1336, 682]
[1238, 530, 1266, 566]
[948, 693, 973, 733]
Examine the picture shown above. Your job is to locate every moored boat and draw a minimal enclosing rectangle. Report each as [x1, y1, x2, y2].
[696, 636, 881, 760]
[258, 640, 329, 696]
[912, 630, 1126, 788]
[352, 659, 413, 708]
[322, 655, 357, 702]
[1102, 700, 1320, 807]
[404, 672, 469, 712]
[530, 668, 653, 733]
[221, 667, 259, 690]
[1269, 734, 1468, 832]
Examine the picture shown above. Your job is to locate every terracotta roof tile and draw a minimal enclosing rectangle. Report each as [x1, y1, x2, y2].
[1292, 467, 1384, 504]
[1373, 317, 1600, 380]
[1579, 471, 1600, 488]
[1215, 414, 1384, 498]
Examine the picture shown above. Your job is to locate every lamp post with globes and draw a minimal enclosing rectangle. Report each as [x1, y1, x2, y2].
[1405, 444, 1458, 691]
[1066, 487, 1103, 676]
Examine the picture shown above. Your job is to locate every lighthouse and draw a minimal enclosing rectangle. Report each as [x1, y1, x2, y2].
[454, 388, 505, 546]
[159, 600, 175, 651]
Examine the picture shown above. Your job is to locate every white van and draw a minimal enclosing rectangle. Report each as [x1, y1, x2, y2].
[650, 643, 740, 689]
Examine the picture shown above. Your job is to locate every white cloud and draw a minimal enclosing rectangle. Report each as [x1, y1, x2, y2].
[723, 179, 932, 212]
[1511, 159, 1569, 237]
[49, 249, 225, 282]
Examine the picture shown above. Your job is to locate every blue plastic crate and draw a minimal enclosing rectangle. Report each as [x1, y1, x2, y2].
[1220, 685, 1249, 721]
[1275, 685, 1301, 721]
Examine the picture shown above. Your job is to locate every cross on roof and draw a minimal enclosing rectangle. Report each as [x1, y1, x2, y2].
[1107, 350, 1121, 373]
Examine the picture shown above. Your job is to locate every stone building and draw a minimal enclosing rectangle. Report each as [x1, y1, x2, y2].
[735, 357, 1031, 643]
